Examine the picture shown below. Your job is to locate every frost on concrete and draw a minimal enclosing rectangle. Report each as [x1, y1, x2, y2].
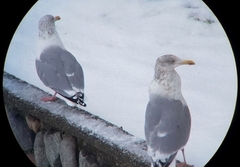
[4, 0, 237, 166]
[3, 72, 151, 166]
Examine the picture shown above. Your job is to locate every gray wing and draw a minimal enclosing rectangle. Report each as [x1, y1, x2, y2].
[35, 46, 84, 97]
[145, 95, 191, 155]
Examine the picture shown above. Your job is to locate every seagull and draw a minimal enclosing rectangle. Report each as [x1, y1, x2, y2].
[145, 54, 195, 167]
[35, 15, 86, 107]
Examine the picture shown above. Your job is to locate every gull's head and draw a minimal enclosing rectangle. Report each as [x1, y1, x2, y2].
[155, 54, 195, 71]
[38, 15, 61, 32]
[38, 14, 64, 51]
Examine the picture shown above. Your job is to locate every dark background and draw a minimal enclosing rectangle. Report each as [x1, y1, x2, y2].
[1, 0, 239, 166]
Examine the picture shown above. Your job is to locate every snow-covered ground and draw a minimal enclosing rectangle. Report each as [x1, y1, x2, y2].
[4, 0, 237, 166]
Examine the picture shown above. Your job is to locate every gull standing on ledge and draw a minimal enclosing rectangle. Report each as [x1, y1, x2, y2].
[145, 55, 195, 167]
[36, 15, 86, 107]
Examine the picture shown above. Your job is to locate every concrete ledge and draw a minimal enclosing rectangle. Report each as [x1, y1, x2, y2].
[3, 72, 151, 167]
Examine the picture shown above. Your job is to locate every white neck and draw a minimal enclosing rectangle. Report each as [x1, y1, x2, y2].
[149, 69, 186, 105]
[38, 29, 65, 55]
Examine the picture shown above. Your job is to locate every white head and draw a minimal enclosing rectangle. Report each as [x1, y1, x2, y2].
[38, 15, 61, 33]
[38, 15, 64, 51]
[154, 54, 195, 78]
[155, 54, 195, 71]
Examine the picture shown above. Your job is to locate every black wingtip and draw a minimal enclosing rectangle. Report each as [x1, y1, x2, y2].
[78, 99, 87, 107]
[76, 92, 87, 107]
[152, 152, 177, 167]
[60, 92, 87, 107]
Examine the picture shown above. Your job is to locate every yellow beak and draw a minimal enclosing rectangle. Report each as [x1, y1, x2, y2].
[54, 16, 61, 21]
[180, 60, 195, 65]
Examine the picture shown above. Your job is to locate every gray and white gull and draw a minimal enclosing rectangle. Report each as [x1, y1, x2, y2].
[36, 15, 86, 107]
[145, 54, 194, 167]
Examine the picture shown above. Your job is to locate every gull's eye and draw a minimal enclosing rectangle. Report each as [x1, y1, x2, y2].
[169, 58, 174, 63]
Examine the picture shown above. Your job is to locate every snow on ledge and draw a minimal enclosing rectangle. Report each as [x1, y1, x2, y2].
[3, 72, 151, 167]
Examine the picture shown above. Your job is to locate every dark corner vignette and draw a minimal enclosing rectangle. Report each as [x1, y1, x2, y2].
[203, 0, 239, 167]
[3, 1, 37, 167]
[2, 0, 240, 167]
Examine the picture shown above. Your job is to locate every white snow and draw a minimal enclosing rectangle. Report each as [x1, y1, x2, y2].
[4, 0, 237, 166]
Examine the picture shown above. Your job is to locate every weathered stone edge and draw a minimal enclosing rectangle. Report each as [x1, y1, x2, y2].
[3, 72, 151, 167]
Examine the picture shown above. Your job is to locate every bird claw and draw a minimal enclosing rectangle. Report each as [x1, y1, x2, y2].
[176, 163, 194, 167]
[176, 161, 194, 167]
[40, 96, 56, 102]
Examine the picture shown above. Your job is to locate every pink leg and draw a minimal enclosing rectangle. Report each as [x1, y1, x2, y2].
[41, 92, 57, 102]
[178, 149, 194, 167]
[181, 149, 187, 164]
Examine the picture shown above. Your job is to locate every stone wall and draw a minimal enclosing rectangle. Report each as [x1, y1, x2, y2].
[3, 72, 151, 167]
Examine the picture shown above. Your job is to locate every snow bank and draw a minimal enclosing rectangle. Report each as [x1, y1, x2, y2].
[4, 0, 237, 166]
[3, 72, 151, 166]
